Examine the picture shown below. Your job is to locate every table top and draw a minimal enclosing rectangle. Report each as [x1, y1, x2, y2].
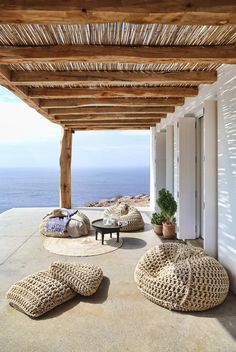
[92, 218, 127, 231]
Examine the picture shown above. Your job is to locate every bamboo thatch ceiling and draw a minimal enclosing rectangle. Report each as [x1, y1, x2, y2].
[0, 23, 236, 47]
[0, 18, 236, 130]
[9, 62, 220, 73]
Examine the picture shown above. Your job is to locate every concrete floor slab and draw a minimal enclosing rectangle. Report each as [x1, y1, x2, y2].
[0, 208, 236, 352]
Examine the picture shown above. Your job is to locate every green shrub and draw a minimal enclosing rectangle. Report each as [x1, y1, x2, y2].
[151, 212, 166, 225]
[157, 188, 177, 224]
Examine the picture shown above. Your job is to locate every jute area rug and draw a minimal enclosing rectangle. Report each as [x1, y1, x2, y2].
[43, 232, 123, 257]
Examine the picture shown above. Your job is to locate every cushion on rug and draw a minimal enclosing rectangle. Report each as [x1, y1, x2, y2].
[104, 203, 144, 232]
[6, 270, 76, 318]
[40, 209, 90, 238]
[134, 243, 229, 311]
[50, 262, 103, 296]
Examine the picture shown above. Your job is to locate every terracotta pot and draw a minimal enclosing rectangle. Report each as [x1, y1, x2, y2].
[153, 224, 163, 236]
[162, 223, 176, 239]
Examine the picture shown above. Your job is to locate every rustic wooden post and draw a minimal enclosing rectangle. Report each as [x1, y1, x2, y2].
[60, 128, 72, 209]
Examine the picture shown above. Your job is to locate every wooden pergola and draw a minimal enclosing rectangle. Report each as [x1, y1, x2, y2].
[0, 1, 236, 208]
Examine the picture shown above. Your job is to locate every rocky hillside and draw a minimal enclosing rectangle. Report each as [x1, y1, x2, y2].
[84, 194, 150, 207]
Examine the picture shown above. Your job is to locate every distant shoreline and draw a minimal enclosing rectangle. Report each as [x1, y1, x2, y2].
[83, 194, 150, 208]
[0, 168, 150, 213]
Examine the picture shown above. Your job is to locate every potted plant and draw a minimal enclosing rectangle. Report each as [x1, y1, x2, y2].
[151, 212, 166, 236]
[157, 188, 177, 239]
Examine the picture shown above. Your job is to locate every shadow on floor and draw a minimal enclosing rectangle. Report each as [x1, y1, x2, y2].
[184, 292, 236, 340]
[142, 223, 153, 232]
[38, 276, 110, 320]
[120, 223, 153, 234]
[121, 237, 147, 249]
[38, 295, 80, 320]
[80, 276, 110, 304]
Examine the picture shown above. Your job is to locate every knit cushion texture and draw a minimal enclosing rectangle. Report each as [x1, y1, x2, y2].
[104, 203, 144, 232]
[134, 243, 229, 311]
[6, 270, 76, 318]
[50, 262, 103, 296]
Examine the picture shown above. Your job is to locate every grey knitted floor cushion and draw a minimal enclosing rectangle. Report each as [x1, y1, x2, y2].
[50, 262, 103, 296]
[6, 270, 76, 318]
[104, 203, 144, 232]
[134, 243, 229, 311]
[40, 209, 90, 238]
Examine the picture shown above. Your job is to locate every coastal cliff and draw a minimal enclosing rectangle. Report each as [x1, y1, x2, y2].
[84, 194, 150, 208]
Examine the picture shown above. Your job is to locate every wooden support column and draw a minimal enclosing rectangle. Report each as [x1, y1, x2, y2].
[60, 128, 72, 209]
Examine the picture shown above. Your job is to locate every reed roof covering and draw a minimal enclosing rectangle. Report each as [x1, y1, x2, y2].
[1, 23, 236, 47]
[0, 17, 236, 130]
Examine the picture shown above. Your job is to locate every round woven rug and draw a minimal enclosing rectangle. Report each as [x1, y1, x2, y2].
[43, 233, 123, 257]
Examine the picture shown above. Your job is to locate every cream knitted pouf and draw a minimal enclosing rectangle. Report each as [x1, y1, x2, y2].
[134, 243, 229, 311]
[6, 270, 76, 318]
[50, 262, 103, 296]
[40, 210, 90, 238]
[104, 203, 144, 232]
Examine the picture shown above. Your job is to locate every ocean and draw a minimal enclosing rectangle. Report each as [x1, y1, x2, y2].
[0, 167, 150, 214]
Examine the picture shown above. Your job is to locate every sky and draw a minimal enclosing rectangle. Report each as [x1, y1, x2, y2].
[0, 87, 150, 169]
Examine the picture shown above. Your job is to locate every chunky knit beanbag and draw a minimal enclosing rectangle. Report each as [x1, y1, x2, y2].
[6, 270, 76, 318]
[134, 243, 229, 311]
[104, 203, 144, 232]
[50, 262, 103, 296]
[40, 209, 90, 238]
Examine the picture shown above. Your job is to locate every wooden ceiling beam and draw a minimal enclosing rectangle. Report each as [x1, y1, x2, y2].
[39, 97, 185, 108]
[61, 119, 161, 125]
[1, 45, 235, 65]
[0, 66, 55, 123]
[29, 86, 198, 98]
[63, 123, 156, 129]
[49, 106, 174, 115]
[0, 1, 235, 25]
[74, 127, 150, 131]
[63, 120, 155, 125]
[61, 122, 159, 127]
[56, 115, 162, 124]
[11, 70, 217, 85]
[56, 114, 165, 121]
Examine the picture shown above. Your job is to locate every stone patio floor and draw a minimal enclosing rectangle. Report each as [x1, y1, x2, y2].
[0, 208, 236, 352]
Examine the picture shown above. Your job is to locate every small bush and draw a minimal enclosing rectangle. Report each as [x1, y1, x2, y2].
[151, 212, 166, 225]
[157, 188, 177, 224]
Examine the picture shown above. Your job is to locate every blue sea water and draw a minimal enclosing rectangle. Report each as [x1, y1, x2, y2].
[0, 167, 150, 214]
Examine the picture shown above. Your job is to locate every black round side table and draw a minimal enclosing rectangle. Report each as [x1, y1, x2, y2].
[92, 219, 123, 245]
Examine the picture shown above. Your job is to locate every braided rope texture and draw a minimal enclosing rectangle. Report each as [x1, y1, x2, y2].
[104, 203, 144, 232]
[50, 262, 103, 296]
[6, 270, 76, 318]
[134, 243, 229, 311]
[40, 210, 91, 238]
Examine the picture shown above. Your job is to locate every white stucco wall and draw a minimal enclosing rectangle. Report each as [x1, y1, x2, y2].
[217, 65, 236, 294]
[150, 129, 166, 211]
[150, 127, 157, 211]
[164, 64, 236, 293]
[166, 125, 174, 194]
[203, 100, 217, 258]
[174, 118, 196, 240]
[156, 132, 166, 211]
